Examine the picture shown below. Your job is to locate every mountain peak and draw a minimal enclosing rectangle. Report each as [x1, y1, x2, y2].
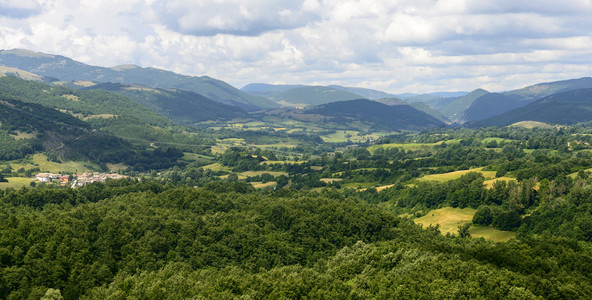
[0, 48, 55, 58]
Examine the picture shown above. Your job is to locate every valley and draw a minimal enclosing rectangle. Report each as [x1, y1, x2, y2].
[1, 50, 592, 299]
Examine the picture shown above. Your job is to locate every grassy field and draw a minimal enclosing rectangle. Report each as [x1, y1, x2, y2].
[0, 177, 34, 189]
[414, 207, 477, 234]
[250, 181, 277, 189]
[368, 139, 462, 154]
[418, 167, 496, 183]
[469, 225, 516, 242]
[238, 171, 288, 177]
[9, 154, 100, 173]
[510, 121, 555, 129]
[483, 177, 517, 188]
[413, 207, 515, 242]
[201, 163, 231, 172]
[481, 137, 516, 144]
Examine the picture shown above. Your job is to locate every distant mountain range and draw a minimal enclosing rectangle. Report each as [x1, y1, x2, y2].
[0, 49, 276, 111]
[80, 82, 248, 125]
[268, 99, 444, 131]
[460, 77, 592, 123]
[467, 89, 592, 127]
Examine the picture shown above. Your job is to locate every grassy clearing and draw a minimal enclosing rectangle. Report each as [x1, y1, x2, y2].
[510, 121, 555, 129]
[250, 181, 277, 189]
[368, 139, 461, 154]
[0, 177, 34, 189]
[469, 225, 516, 242]
[201, 163, 231, 172]
[10, 131, 38, 140]
[418, 167, 496, 183]
[82, 114, 117, 120]
[414, 207, 516, 242]
[9, 154, 100, 173]
[483, 177, 517, 188]
[238, 171, 288, 177]
[181, 152, 215, 161]
[481, 137, 516, 144]
[320, 178, 343, 183]
[414, 207, 477, 235]
[260, 160, 303, 165]
[569, 168, 592, 178]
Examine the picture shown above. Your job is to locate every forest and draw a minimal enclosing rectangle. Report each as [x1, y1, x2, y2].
[2, 122, 592, 299]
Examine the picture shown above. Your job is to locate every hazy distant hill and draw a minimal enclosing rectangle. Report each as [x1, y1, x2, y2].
[0, 49, 276, 110]
[460, 77, 592, 123]
[467, 88, 592, 127]
[242, 83, 400, 106]
[328, 85, 395, 99]
[83, 83, 248, 124]
[375, 97, 450, 123]
[441, 88, 489, 122]
[270, 86, 363, 106]
[303, 99, 444, 130]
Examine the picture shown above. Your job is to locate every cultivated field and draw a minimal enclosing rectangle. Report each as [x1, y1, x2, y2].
[0, 177, 34, 189]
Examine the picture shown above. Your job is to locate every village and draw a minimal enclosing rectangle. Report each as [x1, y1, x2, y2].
[34, 172, 129, 188]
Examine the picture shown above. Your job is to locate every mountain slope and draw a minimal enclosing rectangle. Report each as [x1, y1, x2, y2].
[328, 85, 394, 99]
[441, 88, 489, 121]
[461, 77, 592, 123]
[467, 88, 592, 127]
[303, 99, 444, 130]
[0, 76, 170, 126]
[0, 49, 275, 110]
[375, 97, 450, 123]
[272, 86, 364, 106]
[83, 83, 248, 124]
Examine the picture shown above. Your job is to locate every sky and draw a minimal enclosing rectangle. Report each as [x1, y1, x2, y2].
[1, 0, 592, 94]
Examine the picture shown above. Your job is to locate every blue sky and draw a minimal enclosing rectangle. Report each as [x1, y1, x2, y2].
[1, 0, 591, 93]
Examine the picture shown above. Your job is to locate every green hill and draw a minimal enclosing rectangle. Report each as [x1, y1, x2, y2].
[272, 86, 364, 106]
[83, 83, 248, 125]
[0, 49, 276, 110]
[376, 98, 450, 123]
[441, 88, 489, 121]
[460, 77, 592, 123]
[304, 99, 444, 130]
[468, 88, 592, 127]
[0, 76, 170, 126]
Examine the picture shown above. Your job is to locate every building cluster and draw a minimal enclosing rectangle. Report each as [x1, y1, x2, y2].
[35, 172, 129, 187]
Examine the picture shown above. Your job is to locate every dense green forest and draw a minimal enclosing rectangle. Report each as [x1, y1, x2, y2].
[2, 123, 592, 299]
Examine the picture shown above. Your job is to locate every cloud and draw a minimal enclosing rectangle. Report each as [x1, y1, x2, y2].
[0, 0, 43, 18]
[0, 0, 591, 94]
[156, 0, 324, 36]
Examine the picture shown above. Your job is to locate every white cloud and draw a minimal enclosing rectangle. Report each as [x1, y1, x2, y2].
[0, 0, 591, 94]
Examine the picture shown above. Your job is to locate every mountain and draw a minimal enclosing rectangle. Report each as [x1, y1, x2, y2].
[460, 77, 592, 123]
[467, 88, 592, 127]
[0, 76, 170, 126]
[301, 99, 444, 131]
[0, 49, 276, 111]
[441, 88, 489, 122]
[461, 93, 524, 123]
[375, 97, 450, 123]
[328, 85, 395, 99]
[270, 86, 364, 106]
[241, 83, 305, 98]
[82, 83, 248, 124]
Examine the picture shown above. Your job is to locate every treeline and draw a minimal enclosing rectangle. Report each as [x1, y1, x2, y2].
[1, 180, 591, 299]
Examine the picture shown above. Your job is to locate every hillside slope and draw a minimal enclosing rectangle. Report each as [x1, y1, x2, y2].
[467, 88, 592, 127]
[461, 77, 592, 123]
[0, 49, 275, 110]
[304, 99, 444, 130]
[83, 83, 248, 124]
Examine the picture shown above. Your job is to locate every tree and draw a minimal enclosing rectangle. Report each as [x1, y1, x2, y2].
[458, 223, 471, 238]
